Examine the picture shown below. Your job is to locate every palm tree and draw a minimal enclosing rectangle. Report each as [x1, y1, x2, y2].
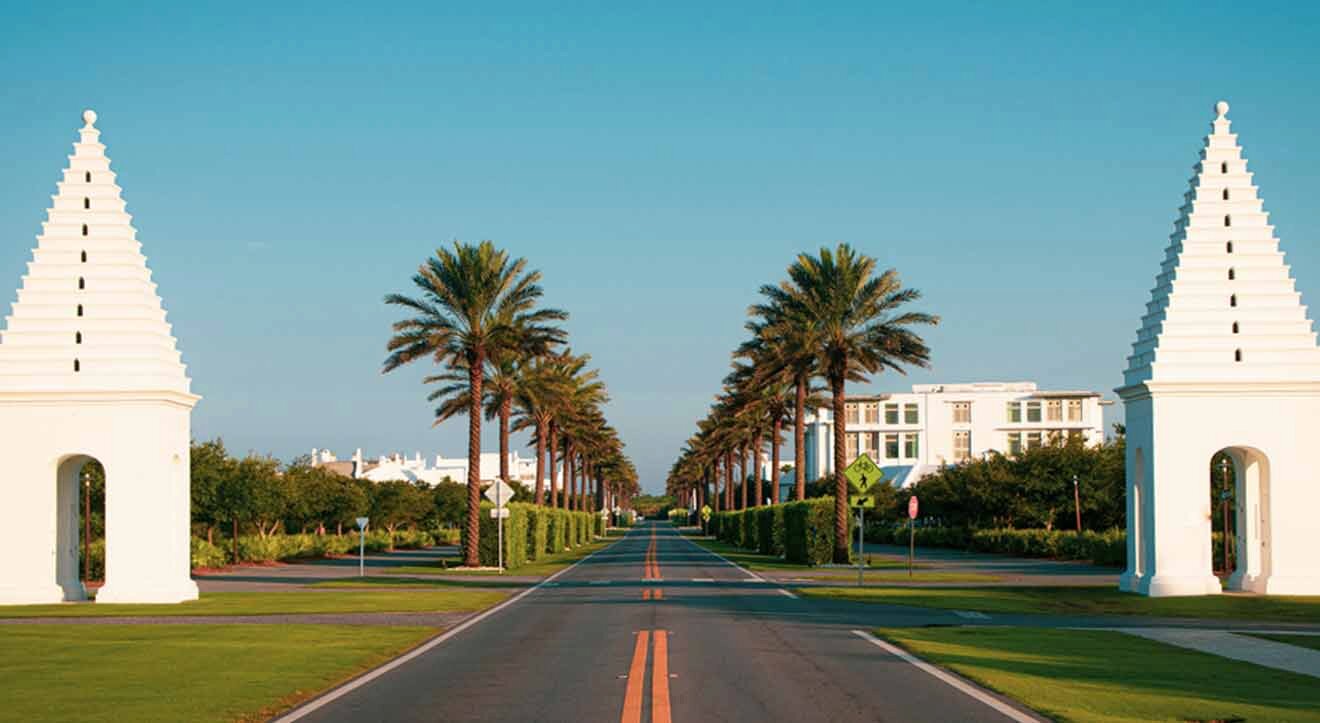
[511, 354, 573, 505]
[384, 240, 565, 567]
[780, 243, 937, 563]
[745, 292, 821, 502]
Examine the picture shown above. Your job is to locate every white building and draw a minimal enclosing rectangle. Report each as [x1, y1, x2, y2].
[1118, 101, 1320, 596]
[0, 110, 199, 604]
[311, 447, 548, 488]
[795, 381, 1108, 494]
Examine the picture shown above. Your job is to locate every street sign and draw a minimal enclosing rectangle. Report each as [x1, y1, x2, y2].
[490, 507, 510, 519]
[484, 479, 515, 506]
[354, 517, 369, 577]
[848, 495, 875, 509]
[908, 495, 919, 520]
[844, 454, 881, 493]
[700, 505, 712, 522]
[355, 516, 369, 530]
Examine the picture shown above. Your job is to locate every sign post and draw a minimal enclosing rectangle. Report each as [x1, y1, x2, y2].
[845, 454, 881, 588]
[484, 479, 515, 572]
[700, 504, 712, 535]
[355, 516, 369, 577]
[907, 496, 919, 578]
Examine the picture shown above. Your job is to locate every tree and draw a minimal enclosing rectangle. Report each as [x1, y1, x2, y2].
[779, 244, 937, 563]
[368, 480, 433, 550]
[384, 240, 566, 567]
[190, 438, 231, 544]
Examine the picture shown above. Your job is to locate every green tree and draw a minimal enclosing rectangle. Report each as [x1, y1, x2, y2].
[190, 439, 231, 544]
[383, 240, 566, 566]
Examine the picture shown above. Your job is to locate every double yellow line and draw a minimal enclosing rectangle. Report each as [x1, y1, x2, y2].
[643, 525, 663, 599]
[621, 629, 671, 723]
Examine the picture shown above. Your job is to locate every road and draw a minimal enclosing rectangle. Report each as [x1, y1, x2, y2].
[280, 522, 1042, 723]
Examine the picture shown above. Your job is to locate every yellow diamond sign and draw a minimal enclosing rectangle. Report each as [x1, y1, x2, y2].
[845, 454, 882, 494]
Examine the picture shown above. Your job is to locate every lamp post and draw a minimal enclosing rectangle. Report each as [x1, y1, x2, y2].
[82, 468, 92, 582]
[1072, 474, 1081, 533]
[1219, 457, 1232, 576]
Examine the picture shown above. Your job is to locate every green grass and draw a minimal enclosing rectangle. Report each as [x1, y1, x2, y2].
[379, 540, 611, 577]
[687, 538, 909, 571]
[792, 571, 998, 583]
[0, 624, 437, 722]
[685, 538, 996, 582]
[876, 627, 1320, 723]
[1243, 633, 1320, 652]
[0, 590, 506, 618]
[797, 586, 1320, 622]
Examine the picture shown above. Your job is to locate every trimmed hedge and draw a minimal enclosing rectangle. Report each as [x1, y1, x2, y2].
[711, 497, 850, 566]
[868, 524, 1129, 568]
[461, 503, 601, 570]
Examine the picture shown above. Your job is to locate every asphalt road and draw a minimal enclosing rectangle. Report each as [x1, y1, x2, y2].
[280, 521, 1042, 723]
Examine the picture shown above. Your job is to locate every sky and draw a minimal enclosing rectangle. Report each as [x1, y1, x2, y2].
[2, 2, 1319, 493]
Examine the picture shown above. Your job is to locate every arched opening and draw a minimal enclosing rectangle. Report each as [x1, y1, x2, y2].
[1211, 447, 1272, 592]
[78, 277, 85, 290]
[54, 455, 105, 600]
[1230, 294, 1237, 308]
[1234, 349, 1243, 362]
[1221, 161, 1228, 174]
[82, 224, 89, 236]
[84, 171, 91, 183]
[1232, 322, 1239, 334]
[84, 197, 90, 209]
[81, 250, 87, 263]
[75, 331, 82, 344]
[76, 304, 84, 317]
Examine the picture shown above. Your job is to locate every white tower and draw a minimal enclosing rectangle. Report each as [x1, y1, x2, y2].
[1118, 101, 1320, 597]
[0, 110, 200, 604]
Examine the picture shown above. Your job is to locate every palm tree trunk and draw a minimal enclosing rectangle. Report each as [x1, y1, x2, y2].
[464, 346, 485, 567]
[771, 417, 782, 505]
[753, 431, 763, 507]
[499, 396, 511, 483]
[534, 420, 547, 505]
[795, 374, 807, 501]
[561, 439, 572, 510]
[740, 444, 749, 510]
[548, 422, 559, 508]
[724, 451, 733, 511]
[711, 461, 720, 513]
[831, 375, 849, 564]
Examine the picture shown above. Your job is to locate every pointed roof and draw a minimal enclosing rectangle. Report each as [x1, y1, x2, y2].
[0, 109, 195, 398]
[1123, 101, 1320, 388]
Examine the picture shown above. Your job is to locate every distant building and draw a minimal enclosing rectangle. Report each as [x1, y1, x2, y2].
[310, 447, 548, 488]
[790, 381, 1110, 497]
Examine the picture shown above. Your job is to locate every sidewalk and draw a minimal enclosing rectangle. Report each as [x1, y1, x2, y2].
[1112, 627, 1320, 679]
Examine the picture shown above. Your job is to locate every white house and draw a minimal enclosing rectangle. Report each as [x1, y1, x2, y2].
[311, 447, 548, 488]
[793, 381, 1108, 495]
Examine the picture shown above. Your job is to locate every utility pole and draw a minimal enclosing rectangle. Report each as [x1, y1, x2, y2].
[1073, 474, 1081, 533]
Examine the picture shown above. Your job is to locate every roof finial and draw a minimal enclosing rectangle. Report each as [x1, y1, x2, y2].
[82, 109, 98, 128]
[1215, 100, 1230, 118]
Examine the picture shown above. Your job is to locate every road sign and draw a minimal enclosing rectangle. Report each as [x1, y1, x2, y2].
[908, 495, 919, 520]
[700, 505, 712, 522]
[844, 454, 881, 493]
[484, 479, 514, 506]
[848, 495, 875, 509]
[490, 507, 510, 519]
[355, 516, 369, 530]
[354, 517, 369, 577]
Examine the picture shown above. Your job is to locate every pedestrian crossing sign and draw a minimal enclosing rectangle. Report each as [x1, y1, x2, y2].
[844, 454, 882, 493]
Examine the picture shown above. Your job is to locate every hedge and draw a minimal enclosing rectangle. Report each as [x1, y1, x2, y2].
[711, 497, 850, 566]
[867, 524, 1131, 568]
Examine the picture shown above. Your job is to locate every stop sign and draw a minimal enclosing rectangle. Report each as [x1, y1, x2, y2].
[908, 495, 919, 520]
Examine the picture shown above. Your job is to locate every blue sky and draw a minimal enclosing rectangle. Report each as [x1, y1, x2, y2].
[2, 1, 1318, 492]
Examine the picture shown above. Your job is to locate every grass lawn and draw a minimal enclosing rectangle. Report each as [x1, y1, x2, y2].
[798, 586, 1320, 623]
[876, 627, 1320, 723]
[0, 589, 506, 618]
[0, 624, 436, 723]
[378, 540, 612, 578]
[686, 538, 998, 582]
[1243, 632, 1320, 652]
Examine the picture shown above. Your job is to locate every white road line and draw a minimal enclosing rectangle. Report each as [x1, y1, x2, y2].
[777, 589, 799, 599]
[953, 610, 991, 620]
[850, 630, 1041, 723]
[677, 534, 763, 582]
[271, 540, 618, 722]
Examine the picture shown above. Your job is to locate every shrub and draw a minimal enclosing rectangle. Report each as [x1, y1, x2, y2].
[668, 509, 690, 525]
[191, 537, 228, 569]
[525, 506, 550, 561]
[783, 497, 844, 565]
[547, 508, 568, 553]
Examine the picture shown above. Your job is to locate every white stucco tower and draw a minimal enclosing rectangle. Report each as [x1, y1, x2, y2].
[0, 110, 200, 604]
[1118, 101, 1320, 597]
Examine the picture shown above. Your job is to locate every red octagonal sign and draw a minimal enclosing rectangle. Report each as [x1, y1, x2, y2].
[908, 495, 919, 520]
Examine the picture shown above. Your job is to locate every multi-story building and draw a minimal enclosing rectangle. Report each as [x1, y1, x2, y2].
[309, 447, 547, 488]
[794, 381, 1109, 493]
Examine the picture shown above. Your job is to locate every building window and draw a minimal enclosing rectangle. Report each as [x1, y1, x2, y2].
[78, 277, 85, 290]
[845, 403, 859, 425]
[1046, 399, 1062, 422]
[953, 430, 971, 462]
[1235, 349, 1243, 362]
[1068, 429, 1083, 444]
[1066, 399, 1083, 422]
[82, 224, 88, 236]
[1222, 188, 1230, 200]
[885, 433, 899, 459]
[1224, 215, 1232, 227]
[866, 432, 880, 457]
[75, 332, 82, 344]
[1226, 241, 1233, 253]
[952, 402, 971, 424]
[1228, 268, 1235, 280]
[1006, 402, 1021, 423]
[845, 432, 858, 462]
[84, 197, 90, 209]
[1047, 429, 1062, 446]
[1007, 432, 1022, 456]
[1221, 161, 1228, 174]
[74, 359, 80, 372]
[1026, 431, 1042, 450]
[884, 403, 899, 425]
[903, 433, 919, 459]
[76, 304, 84, 317]
[863, 402, 880, 424]
[81, 250, 87, 263]
[85, 171, 91, 182]
[904, 403, 919, 424]
[1230, 294, 1237, 307]
[1026, 401, 1042, 423]
[1232, 322, 1239, 334]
